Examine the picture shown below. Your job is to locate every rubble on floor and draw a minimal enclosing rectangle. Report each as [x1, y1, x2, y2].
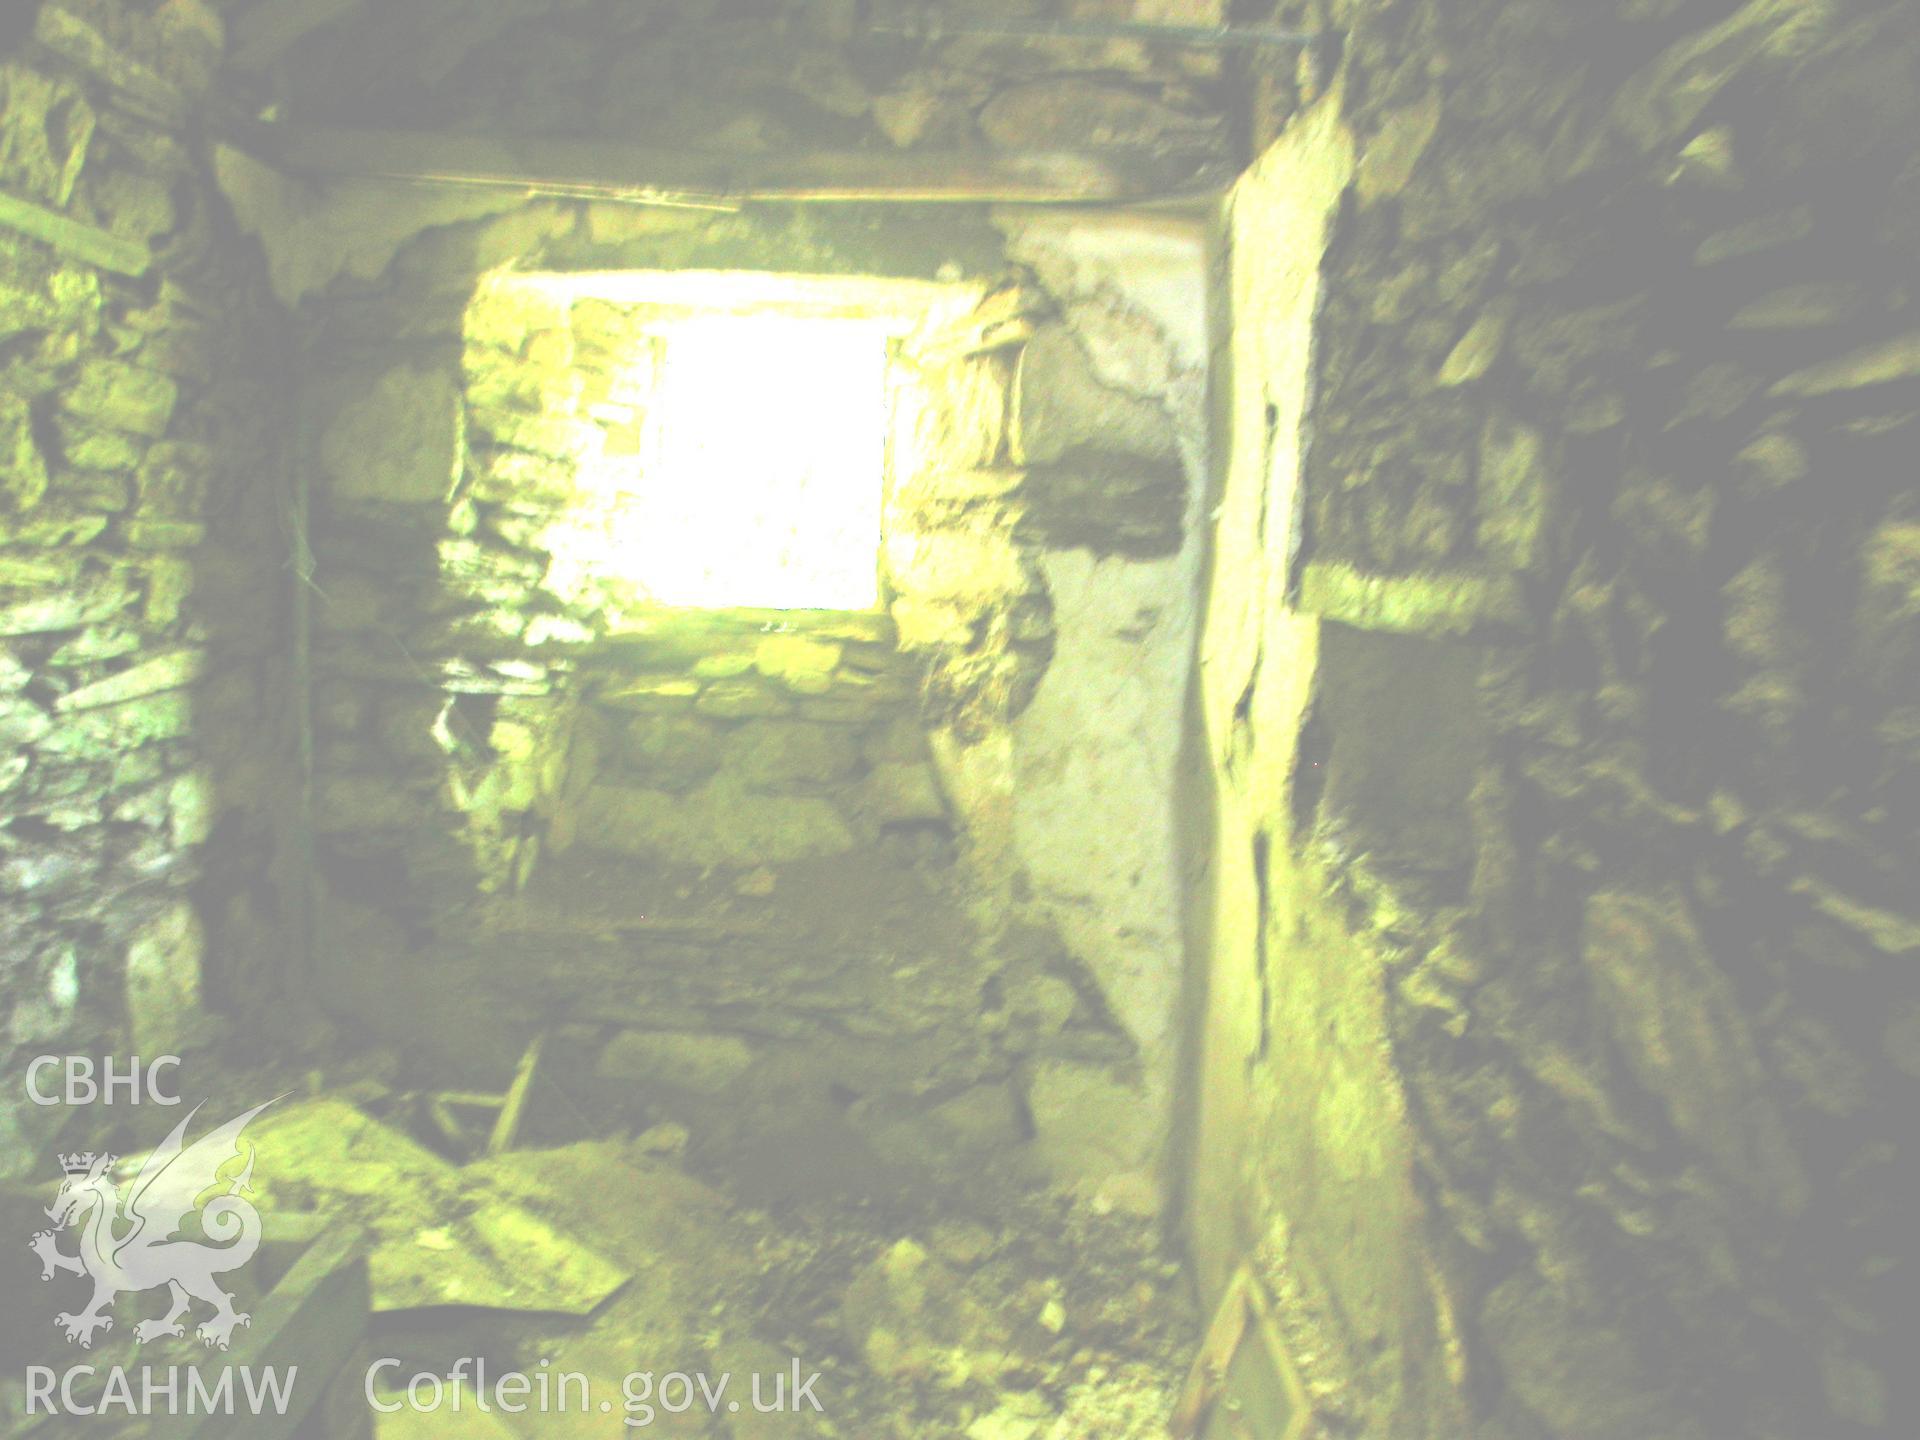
[160, 1076, 1197, 1438]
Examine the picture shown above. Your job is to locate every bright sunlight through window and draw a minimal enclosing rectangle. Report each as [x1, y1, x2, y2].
[622, 317, 888, 611]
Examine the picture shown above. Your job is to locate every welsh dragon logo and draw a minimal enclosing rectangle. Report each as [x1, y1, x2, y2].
[27, 1099, 279, 1352]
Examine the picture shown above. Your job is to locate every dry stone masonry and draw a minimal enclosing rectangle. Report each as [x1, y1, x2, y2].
[7, 2, 1913, 1436]
[239, 0, 1213, 1215]
[292, 223, 1199, 1205]
[1, 0, 297, 1177]
[1190, 1, 1920, 1437]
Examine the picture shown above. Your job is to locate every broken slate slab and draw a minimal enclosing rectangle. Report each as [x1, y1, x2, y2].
[1769, 330, 1920, 398]
[244, 1098, 630, 1315]
[0, 191, 150, 277]
[54, 647, 204, 711]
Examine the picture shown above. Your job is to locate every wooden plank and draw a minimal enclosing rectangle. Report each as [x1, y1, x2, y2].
[302, 1342, 377, 1440]
[438, 1089, 509, 1110]
[428, 1094, 474, 1151]
[1170, 1269, 1251, 1439]
[1244, 1278, 1316, 1440]
[260, 1209, 335, 1253]
[239, 123, 1219, 205]
[231, 0, 369, 71]
[486, 1031, 546, 1157]
[1170, 1265, 1315, 1440]
[0, 189, 151, 276]
[142, 1223, 370, 1440]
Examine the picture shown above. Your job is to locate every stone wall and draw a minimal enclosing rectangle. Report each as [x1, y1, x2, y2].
[0, 0, 1210, 1227]
[249, 111, 1205, 1200]
[1184, 78, 1452, 1433]
[1, 1, 298, 1174]
[1187, 1, 1920, 1436]
[204, 0, 1228, 1212]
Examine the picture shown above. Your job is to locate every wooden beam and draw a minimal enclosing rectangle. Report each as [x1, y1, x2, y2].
[870, 15, 1317, 50]
[230, 0, 369, 71]
[487, 1031, 546, 1156]
[0, 189, 151, 276]
[238, 123, 1222, 205]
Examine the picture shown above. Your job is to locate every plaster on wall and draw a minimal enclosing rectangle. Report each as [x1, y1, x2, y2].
[995, 212, 1212, 1206]
[1185, 81, 1459, 1433]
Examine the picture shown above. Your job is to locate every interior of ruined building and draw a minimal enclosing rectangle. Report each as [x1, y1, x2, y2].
[2, 1, 1918, 1437]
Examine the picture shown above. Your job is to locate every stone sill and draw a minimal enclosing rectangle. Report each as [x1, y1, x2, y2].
[592, 606, 897, 650]
[1297, 560, 1531, 639]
